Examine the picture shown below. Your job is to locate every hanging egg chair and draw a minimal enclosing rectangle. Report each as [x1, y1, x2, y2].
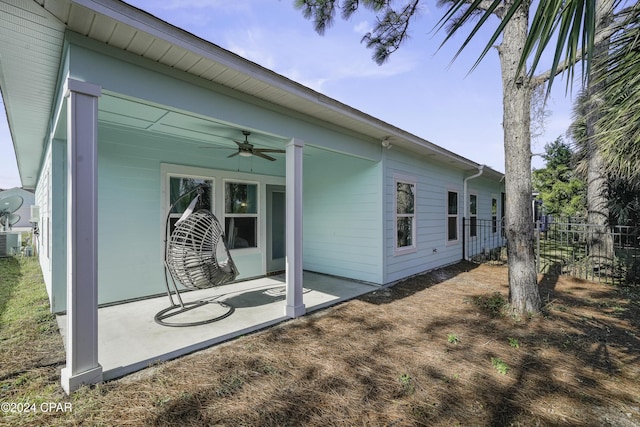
[156, 184, 239, 326]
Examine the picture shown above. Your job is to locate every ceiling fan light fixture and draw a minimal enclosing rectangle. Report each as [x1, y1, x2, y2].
[239, 151, 252, 157]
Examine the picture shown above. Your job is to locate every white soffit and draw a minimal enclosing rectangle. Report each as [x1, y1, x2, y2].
[0, 0, 66, 188]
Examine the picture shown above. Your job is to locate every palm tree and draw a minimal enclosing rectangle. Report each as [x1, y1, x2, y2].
[597, 3, 640, 181]
[445, 0, 639, 176]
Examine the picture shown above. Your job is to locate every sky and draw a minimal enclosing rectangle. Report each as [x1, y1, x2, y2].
[0, 0, 578, 189]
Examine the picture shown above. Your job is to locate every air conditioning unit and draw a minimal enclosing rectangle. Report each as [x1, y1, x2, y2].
[30, 205, 40, 223]
[0, 232, 21, 257]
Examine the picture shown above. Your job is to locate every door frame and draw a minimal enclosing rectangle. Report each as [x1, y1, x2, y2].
[266, 184, 286, 273]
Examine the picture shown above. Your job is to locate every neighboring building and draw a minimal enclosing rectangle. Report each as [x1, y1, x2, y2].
[0, 0, 504, 392]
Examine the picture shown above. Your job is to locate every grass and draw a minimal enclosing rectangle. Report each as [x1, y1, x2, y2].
[491, 357, 510, 375]
[1, 257, 640, 426]
[0, 257, 67, 425]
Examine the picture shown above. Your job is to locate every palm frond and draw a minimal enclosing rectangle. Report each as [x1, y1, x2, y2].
[437, 0, 630, 91]
[595, 3, 640, 181]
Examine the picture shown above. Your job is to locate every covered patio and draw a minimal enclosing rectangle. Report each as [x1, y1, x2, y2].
[56, 272, 379, 381]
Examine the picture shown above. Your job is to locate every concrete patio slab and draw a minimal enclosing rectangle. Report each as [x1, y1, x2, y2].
[56, 272, 378, 381]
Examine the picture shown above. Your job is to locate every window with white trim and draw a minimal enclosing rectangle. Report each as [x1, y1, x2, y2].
[492, 196, 498, 234]
[168, 176, 213, 235]
[501, 192, 506, 237]
[395, 179, 416, 251]
[447, 191, 458, 242]
[224, 181, 258, 249]
[469, 193, 478, 238]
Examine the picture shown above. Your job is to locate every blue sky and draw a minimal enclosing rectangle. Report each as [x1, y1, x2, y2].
[0, 0, 577, 188]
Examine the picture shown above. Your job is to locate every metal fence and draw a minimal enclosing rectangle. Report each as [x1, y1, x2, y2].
[461, 217, 640, 284]
[462, 218, 507, 263]
[536, 219, 640, 284]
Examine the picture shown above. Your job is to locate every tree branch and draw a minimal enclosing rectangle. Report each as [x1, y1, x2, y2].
[530, 18, 628, 87]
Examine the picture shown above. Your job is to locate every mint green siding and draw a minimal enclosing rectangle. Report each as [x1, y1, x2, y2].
[384, 149, 504, 283]
[304, 150, 383, 283]
[38, 34, 504, 310]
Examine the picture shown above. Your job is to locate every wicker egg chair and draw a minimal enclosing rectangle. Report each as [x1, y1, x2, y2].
[156, 185, 239, 326]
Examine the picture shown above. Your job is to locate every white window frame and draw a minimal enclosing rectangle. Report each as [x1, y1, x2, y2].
[166, 174, 215, 234]
[446, 190, 459, 245]
[223, 179, 260, 251]
[394, 176, 417, 255]
[491, 194, 498, 234]
[469, 193, 478, 239]
[161, 164, 218, 257]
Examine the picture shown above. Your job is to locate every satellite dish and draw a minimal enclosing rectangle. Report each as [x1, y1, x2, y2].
[0, 195, 23, 231]
[0, 213, 20, 227]
[0, 195, 23, 214]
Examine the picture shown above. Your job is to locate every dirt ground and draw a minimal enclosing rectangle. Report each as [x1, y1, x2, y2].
[2, 260, 640, 426]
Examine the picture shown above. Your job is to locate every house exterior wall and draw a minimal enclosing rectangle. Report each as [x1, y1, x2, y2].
[465, 176, 506, 258]
[384, 148, 464, 283]
[96, 126, 289, 306]
[35, 138, 67, 312]
[65, 34, 380, 163]
[303, 149, 383, 284]
[383, 148, 504, 284]
[38, 34, 504, 310]
[41, 38, 386, 309]
[34, 146, 52, 297]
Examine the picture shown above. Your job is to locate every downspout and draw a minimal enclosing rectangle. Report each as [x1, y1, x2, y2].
[463, 165, 485, 260]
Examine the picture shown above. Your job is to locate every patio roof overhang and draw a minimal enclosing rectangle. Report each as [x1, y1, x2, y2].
[0, 0, 503, 190]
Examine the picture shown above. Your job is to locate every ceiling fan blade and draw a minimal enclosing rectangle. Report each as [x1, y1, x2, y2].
[252, 151, 276, 161]
[255, 149, 286, 154]
[227, 151, 240, 158]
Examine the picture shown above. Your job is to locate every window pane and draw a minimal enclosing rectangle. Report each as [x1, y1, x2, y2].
[225, 183, 257, 214]
[170, 177, 212, 213]
[397, 217, 413, 248]
[448, 191, 458, 214]
[225, 217, 257, 249]
[396, 182, 415, 214]
[448, 216, 458, 241]
[492, 198, 497, 216]
[470, 216, 477, 237]
[469, 194, 477, 215]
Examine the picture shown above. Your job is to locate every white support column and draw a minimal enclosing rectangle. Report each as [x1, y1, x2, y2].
[60, 79, 103, 394]
[285, 138, 306, 318]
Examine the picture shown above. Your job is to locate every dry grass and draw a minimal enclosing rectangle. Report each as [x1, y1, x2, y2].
[1, 258, 639, 426]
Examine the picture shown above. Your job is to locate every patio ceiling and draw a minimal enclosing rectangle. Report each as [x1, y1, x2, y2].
[93, 94, 289, 154]
[0, 0, 502, 189]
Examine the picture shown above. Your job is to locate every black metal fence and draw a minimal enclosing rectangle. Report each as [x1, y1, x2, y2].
[461, 217, 640, 284]
[462, 218, 506, 263]
[536, 219, 640, 284]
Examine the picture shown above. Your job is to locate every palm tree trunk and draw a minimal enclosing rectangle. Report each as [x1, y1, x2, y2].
[586, 0, 615, 268]
[499, 0, 541, 314]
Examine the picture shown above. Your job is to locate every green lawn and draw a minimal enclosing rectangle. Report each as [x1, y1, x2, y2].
[0, 257, 69, 425]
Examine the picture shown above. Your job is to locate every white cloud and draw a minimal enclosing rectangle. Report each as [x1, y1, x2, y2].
[353, 20, 371, 35]
[221, 23, 419, 94]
